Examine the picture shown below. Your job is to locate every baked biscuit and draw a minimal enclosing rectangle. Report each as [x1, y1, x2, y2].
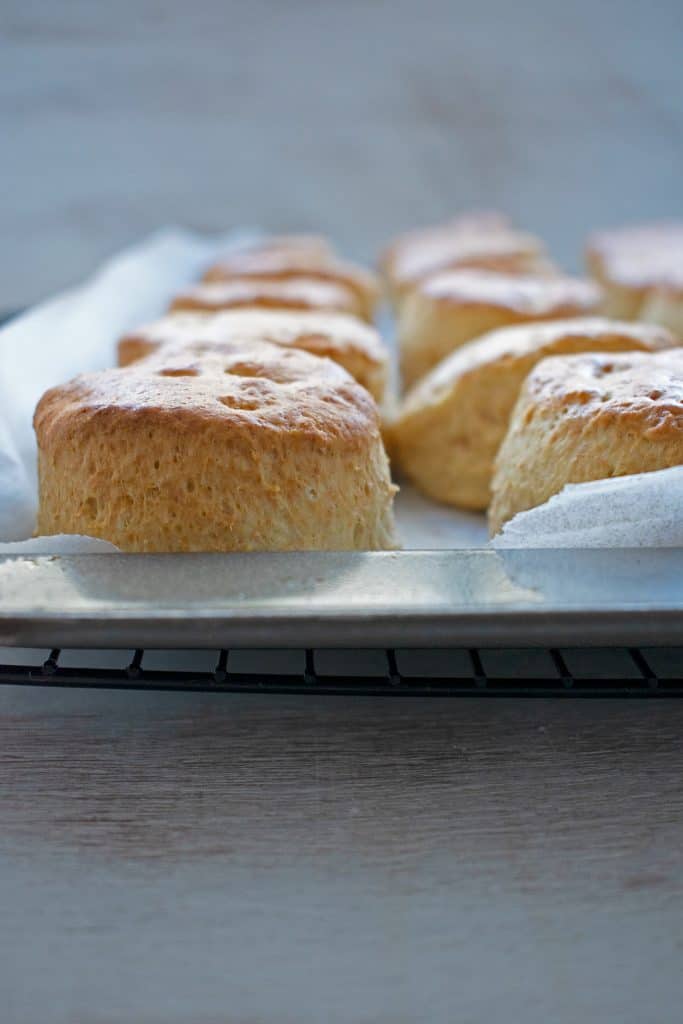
[390, 319, 677, 510]
[202, 252, 379, 321]
[246, 234, 336, 260]
[34, 340, 398, 552]
[586, 222, 683, 332]
[488, 349, 683, 535]
[380, 214, 553, 303]
[380, 210, 512, 282]
[398, 269, 602, 388]
[118, 309, 389, 403]
[169, 277, 368, 320]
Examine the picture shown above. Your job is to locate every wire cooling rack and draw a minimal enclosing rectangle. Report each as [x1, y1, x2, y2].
[1, 646, 681, 697]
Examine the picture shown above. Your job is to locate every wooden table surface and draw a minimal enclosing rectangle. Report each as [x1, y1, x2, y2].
[2, 683, 682, 1022]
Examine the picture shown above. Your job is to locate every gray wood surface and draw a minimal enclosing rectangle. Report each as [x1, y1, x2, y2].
[2, 0, 682, 308]
[1, 684, 682, 1023]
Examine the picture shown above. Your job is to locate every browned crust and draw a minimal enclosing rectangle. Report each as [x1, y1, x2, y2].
[169, 277, 369, 321]
[586, 222, 683, 293]
[419, 269, 601, 315]
[488, 349, 683, 535]
[117, 309, 389, 402]
[36, 340, 380, 448]
[202, 253, 379, 319]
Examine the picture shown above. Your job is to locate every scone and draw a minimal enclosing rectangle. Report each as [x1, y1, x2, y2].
[202, 252, 379, 321]
[380, 210, 512, 283]
[244, 234, 337, 260]
[586, 222, 683, 333]
[118, 309, 389, 403]
[380, 213, 553, 303]
[398, 269, 602, 388]
[34, 340, 398, 552]
[488, 349, 683, 536]
[390, 319, 677, 510]
[169, 277, 368, 321]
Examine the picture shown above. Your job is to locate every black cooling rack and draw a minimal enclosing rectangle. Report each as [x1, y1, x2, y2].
[1, 646, 681, 697]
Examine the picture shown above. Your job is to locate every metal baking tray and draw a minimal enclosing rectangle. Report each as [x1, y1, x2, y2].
[1, 305, 681, 661]
[0, 548, 681, 650]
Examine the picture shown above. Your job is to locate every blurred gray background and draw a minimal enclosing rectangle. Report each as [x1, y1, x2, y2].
[2, 0, 682, 309]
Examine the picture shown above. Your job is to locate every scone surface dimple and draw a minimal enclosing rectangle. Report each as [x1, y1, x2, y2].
[520, 350, 683, 424]
[39, 342, 377, 444]
[488, 349, 683, 536]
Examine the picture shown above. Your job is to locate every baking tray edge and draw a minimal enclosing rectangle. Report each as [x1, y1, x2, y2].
[0, 549, 681, 648]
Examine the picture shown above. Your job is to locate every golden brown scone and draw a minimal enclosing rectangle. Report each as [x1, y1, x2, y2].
[380, 213, 554, 303]
[389, 319, 678, 511]
[586, 222, 683, 331]
[169, 277, 369, 320]
[399, 269, 602, 388]
[246, 234, 337, 260]
[202, 252, 379, 321]
[488, 349, 683, 536]
[34, 340, 398, 553]
[380, 210, 512, 281]
[640, 285, 683, 339]
[118, 309, 389, 403]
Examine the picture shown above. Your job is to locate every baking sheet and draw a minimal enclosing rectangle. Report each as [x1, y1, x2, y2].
[0, 228, 680, 553]
[1, 550, 682, 649]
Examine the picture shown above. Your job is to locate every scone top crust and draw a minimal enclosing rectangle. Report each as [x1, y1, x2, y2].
[120, 309, 388, 368]
[206, 248, 331, 278]
[586, 222, 683, 293]
[522, 349, 683, 436]
[246, 234, 337, 260]
[380, 210, 513, 276]
[202, 249, 379, 303]
[169, 277, 361, 315]
[419, 269, 601, 316]
[401, 318, 677, 415]
[386, 229, 551, 293]
[35, 339, 380, 449]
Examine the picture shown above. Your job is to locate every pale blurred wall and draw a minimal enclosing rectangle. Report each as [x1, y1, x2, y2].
[2, 0, 682, 307]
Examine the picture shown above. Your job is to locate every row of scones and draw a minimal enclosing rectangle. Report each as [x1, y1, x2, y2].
[33, 219, 683, 550]
[385, 213, 683, 533]
[34, 235, 397, 552]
